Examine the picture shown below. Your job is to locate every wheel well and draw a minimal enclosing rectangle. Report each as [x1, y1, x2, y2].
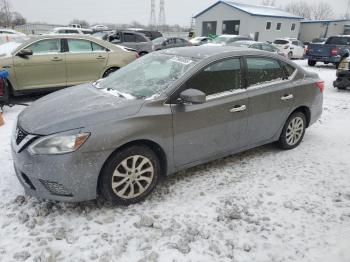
[291, 106, 311, 127]
[103, 67, 120, 77]
[97, 140, 167, 193]
[5, 79, 14, 97]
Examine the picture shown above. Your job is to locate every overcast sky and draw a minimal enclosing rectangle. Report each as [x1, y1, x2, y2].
[9, 0, 350, 26]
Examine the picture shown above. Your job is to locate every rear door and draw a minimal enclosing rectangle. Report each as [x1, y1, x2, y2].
[171, 58, 249, 167]
[121, 32, 138, 51]
[13, 38, 66, 90]
[65, 38, 108, 85]
[244, 57, 295, 146]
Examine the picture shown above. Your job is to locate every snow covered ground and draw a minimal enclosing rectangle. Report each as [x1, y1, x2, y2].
[0, 60, 350, 262]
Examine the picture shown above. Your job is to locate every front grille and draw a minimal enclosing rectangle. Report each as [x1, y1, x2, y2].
[39, 179, 73, 197]
[16, 127, 28, 145]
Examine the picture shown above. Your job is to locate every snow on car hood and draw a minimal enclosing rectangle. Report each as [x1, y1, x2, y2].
[18, 84, 145, 135]
[0, 42, 21, 57]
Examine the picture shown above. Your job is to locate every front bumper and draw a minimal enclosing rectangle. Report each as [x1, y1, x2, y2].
[11, 129, 112, 202]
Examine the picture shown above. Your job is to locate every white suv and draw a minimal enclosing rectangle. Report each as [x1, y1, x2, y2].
[273, 38, 305, 59]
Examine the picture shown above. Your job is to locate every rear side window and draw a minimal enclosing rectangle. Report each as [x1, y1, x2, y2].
[246, 58, 285, 87]
[28, 39, 60, 54]
[280, 61, 296, 78]
[136, 34, 146, 42]
[186, 58, 242, 97]
[68, 39, 92, 52]
[325, 37, 350, 45]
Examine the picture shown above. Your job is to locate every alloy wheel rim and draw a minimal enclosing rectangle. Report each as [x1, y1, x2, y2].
[111, 155, 154, 199]
[286, 116, 304, 146]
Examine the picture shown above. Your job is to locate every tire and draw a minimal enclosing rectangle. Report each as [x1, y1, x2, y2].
[308, 60, 316, 66]
[288, 52, 293, 60]
[99, 145, 160, 205]
[335, 62, 340, 69]
[103, 67, 119, 78]
[278, 112, 307, 150]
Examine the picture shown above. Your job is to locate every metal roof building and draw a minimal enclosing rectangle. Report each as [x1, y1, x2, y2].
[299, 20, 350, 42]
[194, 1, 303, 42]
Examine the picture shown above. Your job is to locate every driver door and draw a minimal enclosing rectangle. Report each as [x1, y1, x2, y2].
[13, 39, 66, 90]
[171, 58, 249, 168]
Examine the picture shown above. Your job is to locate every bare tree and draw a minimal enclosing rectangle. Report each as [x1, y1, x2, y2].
[285, 1, 312, 19]
[0, 0, 12, 27]
[11, 12, 26, 26]
[311, 2, 333, 20]
[261, 0, 276, 6]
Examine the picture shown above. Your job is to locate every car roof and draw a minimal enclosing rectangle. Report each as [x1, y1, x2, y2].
[159, 46, 275, 60]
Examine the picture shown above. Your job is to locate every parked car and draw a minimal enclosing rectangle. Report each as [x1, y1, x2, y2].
[152, 37, 191, 50]
[126, 28, 162, 40]
[91, 30, 114, 41]
[0, 29, 25, 36]
[91, 25, 109, 31]
[69, 24, 82, 29]
[51, 27, 84, 35]
[305, 36, 350, 67]
[204, 35, 252, 46]
[230, 41, 285, 56]
[107, 30, 153, 56]
[11, 46, 323, 204]
[273, 38, 305, 59]
[189, 37, 212, 46]
[333, 50, 350, 90]
[312, 38, 327, 44]
[80, 29, 93, 35]
[0, 35, 138, 96]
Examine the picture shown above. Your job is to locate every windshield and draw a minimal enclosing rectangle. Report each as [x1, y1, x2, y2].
[152, 37, 166, 45]
[213, 36, 231, 44]
[97, 53, 198, 99]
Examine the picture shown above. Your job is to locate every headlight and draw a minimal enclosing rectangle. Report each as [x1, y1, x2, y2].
[28, 133, 90, 155]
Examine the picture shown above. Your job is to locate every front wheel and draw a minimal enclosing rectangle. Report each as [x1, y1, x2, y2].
[99, 145, 160, 205]
[103, 67, 119, 78]
[278, 112, 306, 150]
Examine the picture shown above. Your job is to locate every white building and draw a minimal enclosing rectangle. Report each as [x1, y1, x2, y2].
[299, 20, 350, 43]
[194, 1, 303, 42]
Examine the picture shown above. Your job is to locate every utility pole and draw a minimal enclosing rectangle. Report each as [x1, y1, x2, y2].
[149, 0, 157, 29]
[158, 0, 166, 31]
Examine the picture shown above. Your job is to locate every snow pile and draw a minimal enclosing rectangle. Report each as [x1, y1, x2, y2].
[0, 60, 349, 261]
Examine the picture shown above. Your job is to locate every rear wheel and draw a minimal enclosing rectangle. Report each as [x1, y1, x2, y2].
[103, 67, 119, 78]
[99, 145, 160, 205]
[278, 112, 306, 150]
[308, 60, 316, 66]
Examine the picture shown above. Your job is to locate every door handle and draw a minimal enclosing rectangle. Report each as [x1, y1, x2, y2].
[96, 56, 106, 60]
[230, 105, 246, 113]
[281, 94, 294, 101]
[51, 57, 62, 61]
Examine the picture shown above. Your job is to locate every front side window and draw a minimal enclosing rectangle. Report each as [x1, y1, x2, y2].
[292, 41, 299, 46]
[276, 23, 282, 30]
[136, 34, 146, 42]
[266, 22, 272, 30]
[186, 58, 242, 97]
[123, 33, 136, 42]
[246, 57, 285, 87]
[68, 39, 92, 52]
[27, 39, 60, 54]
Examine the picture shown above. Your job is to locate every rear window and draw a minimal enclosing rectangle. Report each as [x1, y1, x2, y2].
[326, 37, 350, 45]
[274, 39, 289, 45]
[246, 58, 285, 86]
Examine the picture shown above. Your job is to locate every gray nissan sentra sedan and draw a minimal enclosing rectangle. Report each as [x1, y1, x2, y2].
[11, 46, 323, 205]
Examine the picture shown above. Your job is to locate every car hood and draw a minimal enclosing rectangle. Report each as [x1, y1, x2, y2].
[203, 43, 223, 47]
[18, 84, 145, 135]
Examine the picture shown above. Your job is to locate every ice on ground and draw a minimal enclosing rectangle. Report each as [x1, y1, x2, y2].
[0, 60, 349, 262]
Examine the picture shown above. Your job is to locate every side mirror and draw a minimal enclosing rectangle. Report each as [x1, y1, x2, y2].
[17, 49, 33, 57]
[180, 89, 206, 104]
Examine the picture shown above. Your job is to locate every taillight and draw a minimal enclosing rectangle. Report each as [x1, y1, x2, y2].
[331, 48, 337, 56]
[0, 79, 4, 97]
[315, 80, 325, 93]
